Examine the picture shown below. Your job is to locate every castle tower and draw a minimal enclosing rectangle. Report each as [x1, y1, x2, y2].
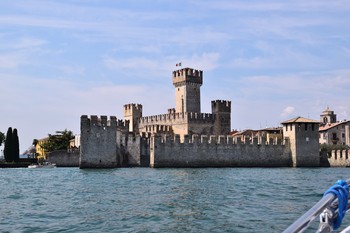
[124, 104, 142, 133]
[173, 68, 203, 113]
[282, 117, 320, 167]
[80, 115, 118, 168]
[212, 100, 231, 135]
[320, 107, 337, 124]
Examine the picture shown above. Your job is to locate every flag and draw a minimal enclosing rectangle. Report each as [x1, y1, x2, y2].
[176, 62, 182, 67]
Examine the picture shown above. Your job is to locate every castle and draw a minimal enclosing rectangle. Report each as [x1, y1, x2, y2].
[79, 67, 322, 168]
[123, 68, 231, 139]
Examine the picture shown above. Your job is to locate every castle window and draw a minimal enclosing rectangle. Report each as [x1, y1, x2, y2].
[332, 133, 337, 140]
[285, 125, 288, 131]
[304, 123, 308, 131]
[290, 124, 292, 131]
[342, 133, 345, 138]
[312, 124, 315, 131]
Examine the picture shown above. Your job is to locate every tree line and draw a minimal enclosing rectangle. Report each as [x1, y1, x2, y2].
[38, 129, 74, 152]
[0, 128, 74, 162]
[1, 127, 20, 162]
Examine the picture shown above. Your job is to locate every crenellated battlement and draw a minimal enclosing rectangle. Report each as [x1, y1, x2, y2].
[124, 103, 143, 116]
[168, 108, 176, 114]
[80, 115, 123, 168]
[81, 115, 117, 127]
[211, 100, 231, 113]
[150, 133, 291, 168]
[327, 149, 350, 167]
[124, 103, 142, 111]
[81, 115, 129, 129]
[139, 112, 215, 124]
[156, 134, 287, 146]
[172, 67, 203, 86]
[144, 125, 173, 134]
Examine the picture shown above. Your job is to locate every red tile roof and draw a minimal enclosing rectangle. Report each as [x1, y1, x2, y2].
[281, 117, 320, 124]
[319, 121, 349, 131]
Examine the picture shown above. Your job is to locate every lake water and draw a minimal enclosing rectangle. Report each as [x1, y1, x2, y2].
[1, 167, 350, 233]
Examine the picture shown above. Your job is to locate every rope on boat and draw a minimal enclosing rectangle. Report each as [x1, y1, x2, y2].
[323, 180, 349, 230]
[283, 179, 350, 233]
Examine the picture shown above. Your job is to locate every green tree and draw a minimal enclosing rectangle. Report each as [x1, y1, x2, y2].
[13, 128, 20, 162]
[41, 129, 74, 153]
[32, 139, 39, 147]
[320, 143, 349, 157]
[0, 131, 5, 147]
[4, 127, 13, 162]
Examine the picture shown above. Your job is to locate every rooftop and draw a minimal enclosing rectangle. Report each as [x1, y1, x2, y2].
[281, 117, 320, 124]
[319, 120, 350, 131]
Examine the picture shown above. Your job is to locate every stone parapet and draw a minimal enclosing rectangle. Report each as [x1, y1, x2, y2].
[172, 68, 203, 87]
[150, 134, 291, 168]
[80, 115, 119, 168]
[327, 149, 350, 167]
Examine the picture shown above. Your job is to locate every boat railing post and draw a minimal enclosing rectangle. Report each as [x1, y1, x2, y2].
[283, 179, 350, 233]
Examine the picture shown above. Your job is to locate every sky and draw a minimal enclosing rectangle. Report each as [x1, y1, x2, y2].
[1, 0, 350, 153]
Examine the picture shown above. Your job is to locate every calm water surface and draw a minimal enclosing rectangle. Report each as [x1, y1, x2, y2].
[1, 167, 350, 233]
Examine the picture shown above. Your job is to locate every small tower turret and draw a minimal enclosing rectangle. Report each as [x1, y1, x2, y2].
[320, 107, 337, 124]
[282, 117, 320, 167]
[173, 68, 203, 113]
[123, 104, 142, 133]
[211, 100, 231, 135]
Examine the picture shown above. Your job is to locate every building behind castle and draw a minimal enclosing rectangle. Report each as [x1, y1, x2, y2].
[319, 107, 350, 146]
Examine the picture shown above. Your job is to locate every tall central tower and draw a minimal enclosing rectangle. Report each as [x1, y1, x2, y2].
[172, 68, 203, 113]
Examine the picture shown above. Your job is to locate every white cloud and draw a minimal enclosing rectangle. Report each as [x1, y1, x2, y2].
[183, 53, 220, 71]
[104, 53, 220, 75]
[10, 37, 47, 50]
[105, 57, 158, 71]
[280, 106, 295, 118]
[0, 53, 22, 68]
[59, 65, 86, 75]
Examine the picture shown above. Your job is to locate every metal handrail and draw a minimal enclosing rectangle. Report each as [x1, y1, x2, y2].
[282, 180, 350, 233]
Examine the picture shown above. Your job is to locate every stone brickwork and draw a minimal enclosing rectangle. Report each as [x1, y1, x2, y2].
[79, 68, 325, 168]
[150, 134, 291, 168]
[173, 68, 202, 113]
[124, 68, 231, 141]
[327, 149, 350, 167]
[212, 100, 231, 135]
[80, 115, 121, 168]
[80, 115, 149, 168]
[79, 115, 334, 168]
[47, 149, 79, 167]
[282, 118, 320, 167]
[124, 104, 142, 133]
[138, 112, 216, 137]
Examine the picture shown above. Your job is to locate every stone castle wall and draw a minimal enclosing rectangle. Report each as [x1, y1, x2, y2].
[47, 149, 79, 167]
[80, 116, 339, 169]
[80, 115, 149, 168]
[150, 134, 292, 168]
[138, 112, 216, 137]
[118, 133, 149, 167]
[327, 149, 350, 167]
[80, 115, 124, 168]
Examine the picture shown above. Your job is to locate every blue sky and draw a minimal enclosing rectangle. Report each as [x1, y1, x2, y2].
[1, 0, 350, 153]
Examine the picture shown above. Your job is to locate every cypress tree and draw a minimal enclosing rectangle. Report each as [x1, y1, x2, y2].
[4, 127, 13, 162]
[13, 128, 19, 163]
